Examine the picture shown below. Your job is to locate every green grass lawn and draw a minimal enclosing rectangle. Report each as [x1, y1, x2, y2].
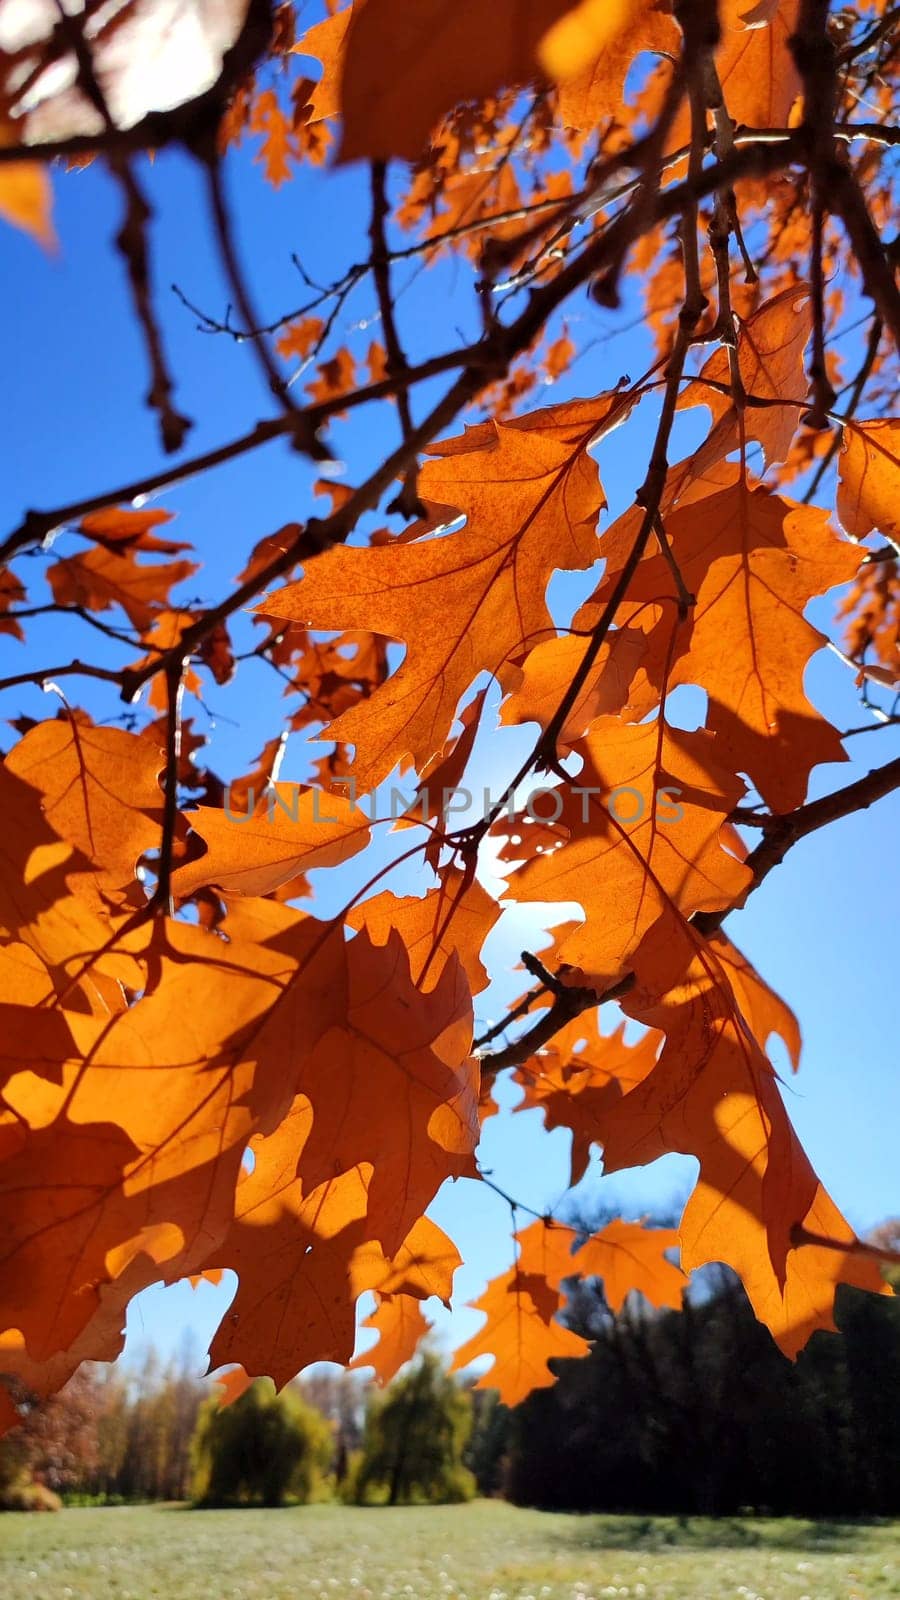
[1, 1500, 898, 1600]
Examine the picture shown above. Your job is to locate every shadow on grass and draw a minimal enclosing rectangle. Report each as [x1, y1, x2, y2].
[545, 1512, 891, 1554]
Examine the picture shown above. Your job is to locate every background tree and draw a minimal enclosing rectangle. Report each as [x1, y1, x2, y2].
[353, 1355, 476, 1506]
[500, 1266, 900, 1517]
[0, 1368, 102, 1508]
[191, 1379, 333, 1507]
[0, 0, 898, 1434]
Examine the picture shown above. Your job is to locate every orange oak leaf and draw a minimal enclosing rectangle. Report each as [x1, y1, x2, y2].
[0, 761, 143, 998]
[0, 156, 54, 248]
[237, 523, 303, 587]
[294, 928, 477, 1252]
[305, 347, 357, 406]
[0, 566, 26, 639]
[222, 735, 288, 816]
[706, 931, 801, 1071]
[335, 0, 643, 162]
[498, 716, 751, 989]
[174, 781, 371, 898]
[583, 482, 862, 810]
[5, 716, 165, 896]
[715, 0, 801, 131]
[207, 1092, 463, 1386]
[514, 1217, 685, 1312]
[394, 687, 489, 849]
[596, 917, 885, 1354]
[677, 286, 813, 472]
[259, 395, 635, 791]
[352, 1295, 431, 1385]
[837, 559, 900, 680]
[499, 622, 650, 748]
[0, 1115, 141, 1358]
[755, 1185, 893, 1359]
[367, 1215, 463, 1302]
[348, 870, 500, 997]
[556, 0, 678, 126]
[0, 914, 358, 1359]
[128, 610, 206, 713]
[651, 0, 800, 153]
[47, 544, 198, 631]
[198, 623, 236, 687]
[293, 4, 354, 128]
[450, 1265, 589, 1407]
[513, 1015, 662, 1183]
[79, 506, 191, 555]
[250, 89, 296, 185]
[214, 1365, 253, 1408]
[276, 317, 326, 362]
[0, 1255, 155, 1405]
[836, 420, 900, 543]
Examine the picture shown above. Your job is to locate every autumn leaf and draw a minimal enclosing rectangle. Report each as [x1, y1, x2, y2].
[348, 870, 500, 997]
[0, 917, 305, 1356]
[213, 1366, 253, 1408]
[207, 1089, 463, 1386]
[513, 1015, 662, 1183]
[249, 89, 296, 185]
[0, 1113, 142, 1358]
[47, 545, 198, 632]
[352, 1296, 432, 1385]
[393, 688, 489, 855]
[335, 0, 640, 162]
[557, 0, 680, 130]
[498, 716, 751, 989]
[174, 781, 371, 898]
[540, 0, 645, 82]
[293, 5, 354, 128]
[514, 1216, 685, 1312]
[706, 931, 801, 1071]
[79, 506, 191, 555]
[648, 0, 801, 153]
[499, 622, 650, 749]
[293, 928, 478, 1254]
[6, 716, 165, 897]
[0, 566, 26, 640]
[450, 1265, 590, 1408]
[677, 286, 813, 472]
[259, 395, 632, 790]
[0, 761, 143, 998]
[276, 317, 326, 362]
[594, 916, 883, 1353]
[716, 0, 801, 130]
[305, 347, 357, 406]
[0, 155, 54, 248]
[837, 420, 900, 543]
[582, 481, 862, 811]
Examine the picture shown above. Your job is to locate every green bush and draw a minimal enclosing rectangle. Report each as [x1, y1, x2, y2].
[352, 1355, 476, 1506]
[191, 1380, 333, 1507]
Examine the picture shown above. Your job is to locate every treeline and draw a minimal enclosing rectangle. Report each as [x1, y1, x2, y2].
[0, 1347, 209, 1506]
[471, 1271, 900, 1518]
[4, 1269, 899, 1517]
[0, 1345, 476, 1511]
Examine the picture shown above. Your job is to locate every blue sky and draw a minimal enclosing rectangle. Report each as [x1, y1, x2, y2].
[1, 123, 897, 1377]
